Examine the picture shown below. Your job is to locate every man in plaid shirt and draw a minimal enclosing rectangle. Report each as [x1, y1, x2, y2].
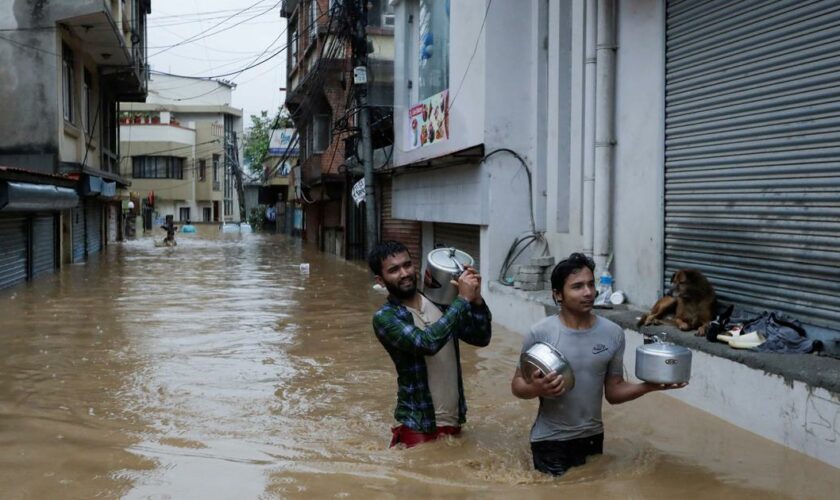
[369, 241, 492, 448]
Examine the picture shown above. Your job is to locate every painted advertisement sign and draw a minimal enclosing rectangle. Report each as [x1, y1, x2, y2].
[407, 89, 449, 150]
[268, 128, 298, 156]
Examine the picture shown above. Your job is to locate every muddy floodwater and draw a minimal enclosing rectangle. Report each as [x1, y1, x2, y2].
[0, 230, 837, 499]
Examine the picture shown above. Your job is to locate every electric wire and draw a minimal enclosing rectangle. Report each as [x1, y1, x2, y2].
[478, 147, 548, 285]
[149, 0, 278, 57]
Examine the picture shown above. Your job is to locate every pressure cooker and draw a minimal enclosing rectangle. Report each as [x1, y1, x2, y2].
[635, 335, 692, 384]
[423, 247, 475, 305]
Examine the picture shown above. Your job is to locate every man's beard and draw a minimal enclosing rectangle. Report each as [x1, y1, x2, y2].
[384, 275, 417, 300]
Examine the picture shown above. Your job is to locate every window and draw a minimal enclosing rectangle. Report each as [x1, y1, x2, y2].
[62, 44, 75, 123]
[382, 12, 395, 28]
[303, 121, 313, 159]
[368, 0, 395, 28]
[309, 0, 318, 39]
[82, 69, 92, 134]
[203, 207, 212, 222]
[313, 114, 330, 153]
[212, 153, 220, 190]
[199, 159, 206, 181]
[179, 207, 191, 222]
[412, 0, 450, 102]
[131, 156, 185, 179]
[100, 95, 118, 172]
[289, 19, 298, 66]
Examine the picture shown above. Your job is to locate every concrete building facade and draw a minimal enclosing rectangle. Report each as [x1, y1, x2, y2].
[0, 0, 151, 288]
[119, 74, 243, 229]
[282, 0, 397, 258]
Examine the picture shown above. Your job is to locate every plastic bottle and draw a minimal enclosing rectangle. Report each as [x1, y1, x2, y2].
[595, 270, 613, 306]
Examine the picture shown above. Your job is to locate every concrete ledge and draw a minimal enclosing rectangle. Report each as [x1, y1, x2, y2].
[488, 281, 840, 395]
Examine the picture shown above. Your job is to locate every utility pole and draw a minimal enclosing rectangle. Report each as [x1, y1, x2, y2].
[351, 0, 378, 254]
[230, 132, 246, 223]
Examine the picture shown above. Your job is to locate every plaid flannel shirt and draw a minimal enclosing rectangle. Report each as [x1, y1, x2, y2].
[372, 294, 492, 433]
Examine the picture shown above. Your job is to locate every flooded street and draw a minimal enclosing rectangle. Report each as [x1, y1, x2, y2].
[0, 231, 837, 499]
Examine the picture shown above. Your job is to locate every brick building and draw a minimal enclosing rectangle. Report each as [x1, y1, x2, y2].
[281, 0, 352, 256]
[281, 0, 412, 260]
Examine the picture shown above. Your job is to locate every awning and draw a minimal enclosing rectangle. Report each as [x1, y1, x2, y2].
[81, 175, 102, 196]
[98, 181, 117, 200]
[0, 181, 79, 212]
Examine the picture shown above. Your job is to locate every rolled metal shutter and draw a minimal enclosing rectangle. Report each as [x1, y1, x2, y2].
[72, 204, 86, 262]
[31, 213, 56, 277]
[0, 215, 28, 289]
[380, 178, 422, 263]
[432, 222, 481, 270]
[85, 199, 101, 255]
[665, 0, 840, 328]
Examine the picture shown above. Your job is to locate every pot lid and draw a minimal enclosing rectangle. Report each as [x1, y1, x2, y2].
[427, 247, 474, 272]
[638, 341, 691, 356]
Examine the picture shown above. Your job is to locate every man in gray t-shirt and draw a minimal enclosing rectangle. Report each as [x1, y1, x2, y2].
[511, 253, 686, 477]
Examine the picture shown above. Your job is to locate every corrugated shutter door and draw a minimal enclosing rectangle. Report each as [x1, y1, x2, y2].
[85, 199, 101, 255]
[31, 213, 56, 277]
[665, 0, 840, 327]
[380, 178, 422, 262]
[433, 223, 481, 271]
[0, 215, 28, 289]
[72, 204, 85, 262]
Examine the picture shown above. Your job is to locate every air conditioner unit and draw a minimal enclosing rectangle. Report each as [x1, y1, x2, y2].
[382, 14, 395, 28]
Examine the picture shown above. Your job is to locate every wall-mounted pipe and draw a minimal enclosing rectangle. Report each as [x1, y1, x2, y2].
[582, 0, 597, 258]
[593, 0, 616, 272]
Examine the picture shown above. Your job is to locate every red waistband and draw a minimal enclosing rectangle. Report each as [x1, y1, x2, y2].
[390, 424, 461, 448]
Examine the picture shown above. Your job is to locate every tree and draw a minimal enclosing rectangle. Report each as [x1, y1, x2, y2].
[243, 108, 293, 175]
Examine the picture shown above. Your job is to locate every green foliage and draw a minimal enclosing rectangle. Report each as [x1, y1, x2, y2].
[247, 205, 267, 232]
[243, 109, 294, 176]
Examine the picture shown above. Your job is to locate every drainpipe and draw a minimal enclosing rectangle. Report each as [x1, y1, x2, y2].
[593, 0, 616, 272]
[582, 0, 597, 258]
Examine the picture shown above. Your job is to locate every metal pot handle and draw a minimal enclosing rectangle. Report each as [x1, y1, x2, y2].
[449, 247, 465, 278]
[645, 333, 666, 344]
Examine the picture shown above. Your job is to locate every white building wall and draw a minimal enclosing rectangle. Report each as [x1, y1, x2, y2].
[393, 0, 668, 304]
[544, 0, 584, 259]
[527, 0, 666, 307]
[392, 0, 536, 283]
[480, 0, 540, 285]
[393, 0, 487, 167]
[612, 0, 667, 306]
[119, 124, 196, 144]
[146, 74, 234, 107]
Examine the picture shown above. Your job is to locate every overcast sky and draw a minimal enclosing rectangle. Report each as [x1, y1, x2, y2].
[146, 0, 288, 124]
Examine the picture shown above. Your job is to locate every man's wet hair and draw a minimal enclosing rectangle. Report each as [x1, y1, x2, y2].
[368, 240, 411, 276]
[550, 252, 596, 291]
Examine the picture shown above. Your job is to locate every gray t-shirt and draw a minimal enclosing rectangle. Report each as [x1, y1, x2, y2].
[520, 314, 625, 442]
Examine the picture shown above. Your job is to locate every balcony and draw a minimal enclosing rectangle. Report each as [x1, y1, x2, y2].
[281, 0, 299, 17]
[58, 2, 131, 65]
[58, 1, 150, 101]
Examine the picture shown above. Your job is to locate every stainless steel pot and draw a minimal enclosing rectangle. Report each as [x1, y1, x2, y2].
[635, 336, 692, 384]
[423, 247, 475, 305]
[520, 341, 576, 394]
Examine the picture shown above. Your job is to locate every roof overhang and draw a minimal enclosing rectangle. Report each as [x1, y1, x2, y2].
[0, 181, 79, 212]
